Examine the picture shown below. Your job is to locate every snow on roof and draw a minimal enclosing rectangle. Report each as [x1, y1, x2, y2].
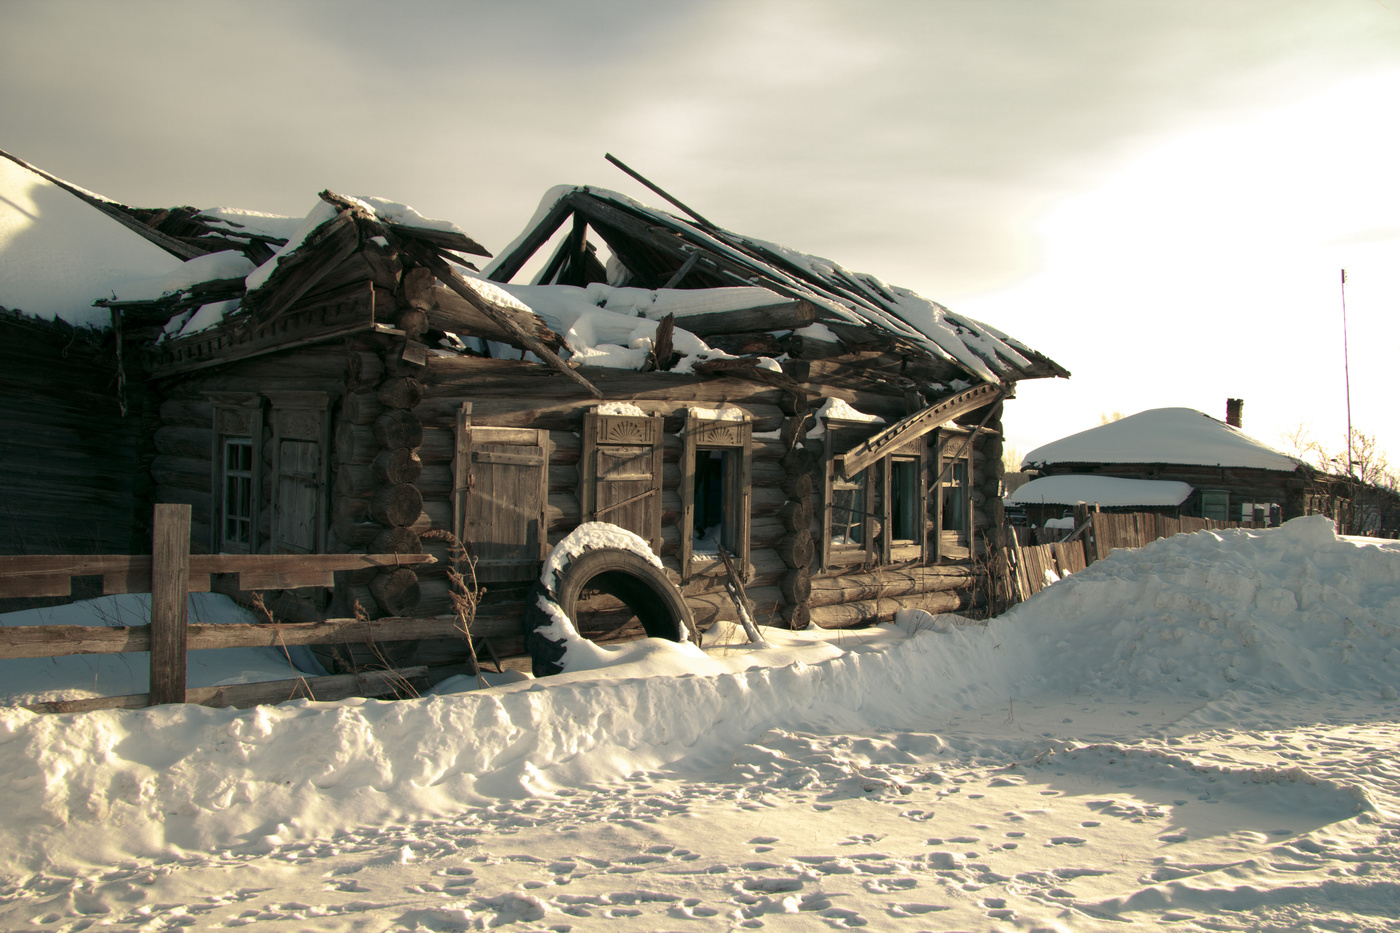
[109, 249, 255, 303]
[1007, 474, 1195, 508]
[486, 185, 1067, 386]
[0, 155, 182, 327]
[1022, 408, 1304, 472]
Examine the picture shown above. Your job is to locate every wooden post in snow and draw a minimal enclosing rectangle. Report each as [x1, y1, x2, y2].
[149, 503, 191, 705]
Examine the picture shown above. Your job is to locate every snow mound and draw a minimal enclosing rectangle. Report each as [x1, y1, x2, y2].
[991, 515, 1400, 698]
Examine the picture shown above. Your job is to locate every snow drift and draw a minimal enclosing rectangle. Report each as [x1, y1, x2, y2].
[0, 516, 1395, 876]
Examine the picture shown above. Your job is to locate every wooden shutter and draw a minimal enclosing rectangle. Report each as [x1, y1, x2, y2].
[460, 425, 549, 583]
[580, 412, 663, 554]
[267, 392, 332, 555]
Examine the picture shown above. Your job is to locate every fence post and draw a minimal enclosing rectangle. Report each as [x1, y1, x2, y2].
[149, 503, 191, 705]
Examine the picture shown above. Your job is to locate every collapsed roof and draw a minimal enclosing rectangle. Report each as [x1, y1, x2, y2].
[484, 184, 1069, 386]
[1, 148, 1067, 395]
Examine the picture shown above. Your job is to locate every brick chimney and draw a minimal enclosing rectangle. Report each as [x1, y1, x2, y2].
[1226, 398, 1243, 428]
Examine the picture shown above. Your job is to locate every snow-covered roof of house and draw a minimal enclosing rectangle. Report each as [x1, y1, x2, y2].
[1022, 408, 1304, 472]
[1007, 474, 1195, 508]
[484, 185, 1068, 386]
[0, 152, 184, 328]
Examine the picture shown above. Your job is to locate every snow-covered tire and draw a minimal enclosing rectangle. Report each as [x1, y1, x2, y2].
[522, 547, 696, 677]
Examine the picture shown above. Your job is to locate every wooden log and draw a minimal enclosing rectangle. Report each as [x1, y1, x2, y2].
[703, 332, 783, 356]
[373, 409, 423, 451]
[778, 530, 814, 570]
[370, 526, 422, 555]
[417, 426, 455, 462]
[781, 470, 814, 500]
[377, 376, 425, 410]
[370, 567, 421, 616]
[151, 455, 211, 493]
[336, 422, 378, 466]
[159, 398, 213, 428]
[23, 668, 432, 714]
[779, 567, 811, 604]
[371, 483, 423, 528]
[685, 585, 784, 630]
[778, 499, 813, 533]
[808, 564, 975, 607]
[396, 308, 430, 342]
[373, 447, 423, 486]
[809, 591, 967, 629]
[667, 299, 816, 337]
[153, 425, 212, 459]
[341, 391, 384, 425]
[427, 283, 565, 349]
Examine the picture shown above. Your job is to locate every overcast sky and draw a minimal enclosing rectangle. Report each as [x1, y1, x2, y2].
[3, 0, 1397, 463]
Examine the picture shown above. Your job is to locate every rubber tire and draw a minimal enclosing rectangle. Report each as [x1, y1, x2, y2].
[522, 548, 697, 677]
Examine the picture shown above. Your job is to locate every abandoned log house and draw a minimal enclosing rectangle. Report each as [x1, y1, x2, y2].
[1, 149, 1069, 676]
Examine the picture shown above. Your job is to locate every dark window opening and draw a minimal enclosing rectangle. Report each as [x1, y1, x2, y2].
[891, 458, 919, 542]
[942, 460, 967, 532]
[693, 449, 732, 555]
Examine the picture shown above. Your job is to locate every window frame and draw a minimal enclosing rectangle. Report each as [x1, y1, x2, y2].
[823, 419, 927, 570]
[680, 412, 752, 582]
[208, 393, 264, 555]
[934, 427, 974, 562]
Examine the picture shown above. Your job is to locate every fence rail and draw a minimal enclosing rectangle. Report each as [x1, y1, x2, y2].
[0, 504, 460, 714]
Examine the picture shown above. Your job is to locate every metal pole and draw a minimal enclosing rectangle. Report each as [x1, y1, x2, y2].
[1342, 268, 1353, 478]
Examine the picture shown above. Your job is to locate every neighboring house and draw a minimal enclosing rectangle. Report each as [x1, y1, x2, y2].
[1007, 474, 1195, 537]
[2, 152, 1070, 676]
[1018, 407, 1314, 527]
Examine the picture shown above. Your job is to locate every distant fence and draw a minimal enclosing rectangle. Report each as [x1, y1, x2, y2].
[0, 504, 463, 714]
[996, 508, 1259, 606]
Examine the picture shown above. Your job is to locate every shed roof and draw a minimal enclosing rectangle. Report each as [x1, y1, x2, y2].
[1022, 408, 1304, 473]
[0, 153, 183, 328]
[1007, 474, 1195, 508]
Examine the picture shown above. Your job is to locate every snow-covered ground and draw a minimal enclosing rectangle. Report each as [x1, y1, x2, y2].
[2, 516, 1398, 931]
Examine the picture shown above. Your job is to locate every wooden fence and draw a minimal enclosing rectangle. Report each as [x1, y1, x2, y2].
[1000, 508, 1261, 605]
[0, 504, 465, 714]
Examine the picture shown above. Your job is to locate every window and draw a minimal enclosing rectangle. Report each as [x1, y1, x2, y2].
[890, 457, 921, 543]
[222, 437, 254, 551]
[680, 411, 751, 579]
[453, 403, 550, 583]
[209, 393, 264, 554]
[935, 430, 972, 561]
[208, 391, 331, 556]
[1201, 489, 1229, 521]
[580, 409, 663, 554]
[824, 425, 926, 569]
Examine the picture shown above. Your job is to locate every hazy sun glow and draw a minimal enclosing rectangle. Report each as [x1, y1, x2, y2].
[960, 71, 1400, 463]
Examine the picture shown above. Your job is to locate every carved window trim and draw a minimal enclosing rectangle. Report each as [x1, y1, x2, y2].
[934, 428, 974, 562]
[207, 393, 264, 555]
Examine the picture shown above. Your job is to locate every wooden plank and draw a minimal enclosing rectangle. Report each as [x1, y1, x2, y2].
[391, 235, 604, 399]
[841, 384, 1002, 478]
[20, 667, 431, 714]
[149, 504, 191, 706]
[0, 616, 468, 662]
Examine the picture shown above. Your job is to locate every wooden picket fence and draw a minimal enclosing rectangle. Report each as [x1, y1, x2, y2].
[999, 509, 1260, 605]
[0, 504, 464, 714]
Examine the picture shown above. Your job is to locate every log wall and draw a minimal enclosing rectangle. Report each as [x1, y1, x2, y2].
[0, 317, 156, 558]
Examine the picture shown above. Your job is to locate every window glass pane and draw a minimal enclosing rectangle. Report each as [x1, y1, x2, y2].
[223, 437, 254, 549]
